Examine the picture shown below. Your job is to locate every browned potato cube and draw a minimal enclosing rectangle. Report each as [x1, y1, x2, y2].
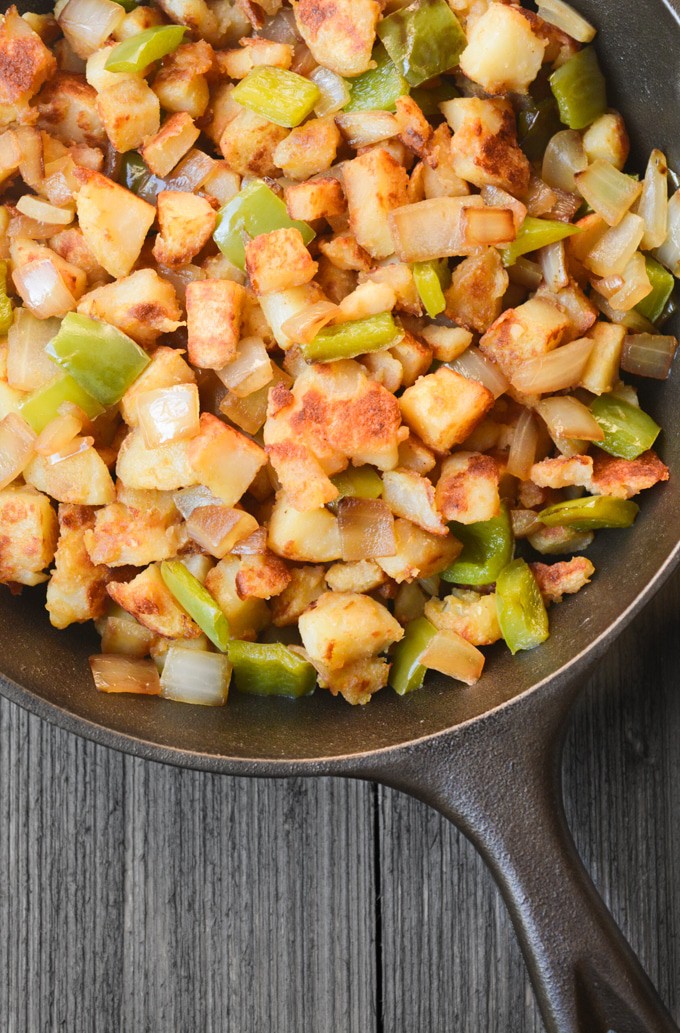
[152, 190, 217, 268]
[0, 7, 57, 125]
[219, 107, 288, 177]
[443, 97, 530, 195]
[273, 117, 340, 180]
[96, 76, 160, 153]
[294, 0, 379, 77]
[235, 550, 291, 600]
[46, 504, 109, 629]
[284, 177, 346, 222]
[36, 72, 106, 147]
[395, 95, 432, 158]
[245, 228, 318, 295]
[298, 591, 403, 670]
[479, 297, 570, 378]
[188, 413, 268, 505]
[435, 452, 501, 523]
[0, 486, 58, 586]
[186, 278, 245, 369]
[76, 170, 156, 279]
[343, 147, 409, 259]
[78, 267, 183, 348]
[107, 563, 202, 639]
[216, 38, 293, 78]
[399, 368, 494, 452]
[140, 111, 200, 178]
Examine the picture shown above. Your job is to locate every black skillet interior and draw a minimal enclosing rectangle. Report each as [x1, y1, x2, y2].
[1, 0, 680, 770]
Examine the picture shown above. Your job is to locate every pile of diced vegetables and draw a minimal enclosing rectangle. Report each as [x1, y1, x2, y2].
[0, 0, 677, 706]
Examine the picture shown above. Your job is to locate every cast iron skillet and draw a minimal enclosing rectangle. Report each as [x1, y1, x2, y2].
[1, 0, 680, 1029]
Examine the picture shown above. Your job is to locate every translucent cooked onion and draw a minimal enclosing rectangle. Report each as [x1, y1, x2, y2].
[461, 206, 516, 247]
[542, 131, 588, 194]
[450, 346, 509, 398]
[12, 259, 76, 318]
[621, 333, 678, 380]
[15, 195, 74, 226]
[0, 413, 37, 489]
[336, 111, 399, 147]
[15, 127, 44, 192]
[480, 186, 527, 230]
[546, 189, 582, 223]
[136, 383, 201, 448]
[338, 497, 396, 562]
[35, 409, 83, 456]
[654, 189, 680, 276]
[281, 299, 338, 344]
[419, 629, 485, 686]
[606, 252, 652, 312]
[166, 149, 216, 192]
[186, 504, 259, 558]
[508, 257, 542, 290]
[262, 7, 300, 42]
[638, 149, 668, 250]
[537, 0, 596, 41]
[101, 617, 155, 658]
[215, 336, 273, 398]
[174, 485, 222, 518]
[575, 160, 642, 227]
[539, 240, 569, 292]
[89, 654, 161, 695]
[505, 408, 538, 480]
[388, 196, 484, 262]
[536, 395, 604, 442]
[594, 294, 656, 332]
[510, 338, 594, 394]
[58, 0, 125, 58]
[6, 309, 60, 392]
[585, 212, 645, 277]
[231, 526, 268, 554]
[47, 434, 94, 464]
[160, 647, 231, 706]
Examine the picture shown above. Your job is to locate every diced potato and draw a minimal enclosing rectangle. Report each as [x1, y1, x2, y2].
[217, 37, 293, 79]
[24, 447, 115, 506]
[116, 429, 196, 491]
[0, 485, 58, 586]
[313, 655, 389, 705]
[36, 72, 105, 147]
[530, 454, 593, 489]
[360, 262, 422, 315]
[235, 549, 291, 599]
[294, 0, 379, 77]
[395, 96, 432, 158]
[120, 346, 195, 426]
[527, 524, 594, 556]
[188, 412, 267, 505]
[382, 468, 447, 536]
[419, 325, 472, 364]
[76, 170, 156, 279]
[318, 233, 372, 272]
[185, 278, 245, 370]
[399, 367, 494, 452]
[425, 589, 501, 646]
[335, 281, 396, 322]
[205, 81, 240, 146]
[590, 449, 669, 500]
[445, 248, 509, 333]
[78, 268, 183, 348]
[85, 44, 137, 93]
[152, 40, 214, 118]
[155, 0, 220, 44]
[46, 504, 108, 628]
[0, 7, 57, 126]
[324, 559, 386, 594]
[529, 557, 595, 605]
[100, 616, 156, 657]
[268, 492, 342, 562]
[271, 564, 325, 626]
[360, 349, 402, 393]
[152, 190, 217, 269]
[376, 518, 462, 583]
[443, 97, 531, 195]
[140, 111, 200, 178]
[96, 76, 159, 153]
[245, 228, 318, 295]
[389, 331, 432, 387]
[343, 147, 409, 258]
[435, 451, 500, 523]
[422, 123, 470, 200]
[298, 591, 402, 670]
[265, 388, 338, 510]
[49, 226, 107, 283]
[219, 107, 288, 177]
[107, 563, 202, 639]
[204, 555, 270, 640]
[459, 3, 545, 95]
[479, 297, 570, 378]
[582, 112, 629, 171]
[273, 116, 340, 180]
[285, 177, 346, 222]
[581, 320, 625, 395]
[397, 435, 436, 475]
[112, 4, 165, 40]
[84, 501, 182, 567]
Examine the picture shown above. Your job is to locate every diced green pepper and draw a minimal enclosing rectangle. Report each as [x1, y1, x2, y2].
[227, 640, 316, 697]
[0, 261, 13, 333]
[232, 67, 320, 128]
[441, 505, 513, 586]
[213, 179, 315, 271]
[302, 312, 402, 362]
[160, 560, 230, 652]
[331, 466, 383, 501]
[389, 616, 437, 695]
[410, 79, 459, 116]
[412, 260, 449, 318]
[343, 45, 410, 112]
[549, 46, 607, 131]
[46, 313, 150, 407]
[112, 0, 138, 10]
[636, 256, 675, 324]
[590, 394, 660, 460]
[537, 495, 639, 531]
[518, 96, 562, 162]
[377, 0, 467, 87]
[105, 25, 186, 73]
[19, 374, 104, 433]
[121, 151, 166, 204]
[501, 216, 580, 267]
[495, 559, 549, 655]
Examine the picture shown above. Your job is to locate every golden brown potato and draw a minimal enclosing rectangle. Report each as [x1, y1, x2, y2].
[425, 589, 502, 646]
[298, 591, 402, 670]
[186, 278, 245, 370]
[24, 447, 116, 506]
[152, 190, 217, 268]
[445, 248, 509, 333]
[245, 228, 318, 294]
[0, 485, 58, 586]
[121, 346, 196, 426]
[399, 368, 494, 453]
[107, 563, 202, 639]
[459, 3, 545, 95]
[267, 492, 342, 563]
[479, 297, 570, 379]
[272, 117, 340, 180]
[46, 504, 109, 629]
[443, 97, 531, 195]
[235, 549, 291, 600]
[313, 655, 389, 705]
[0, 7, 57, 126]
[590, 450, 669, 500]
[318, 234, 372, 272]
[78, 268, 183, 348]
[284, 176, 346, 222]
[293, 0, 379, 77]
[140, 111, 200, 178]
[116, 429, 196, 492]
[271, 564, 326, 626]
[75, 170, 156, 279]
[343, 147, 409, 259]
[529, 557, 595, 605]
[96, 76, 160, 153]
[36, 72, 105, 147]
[204, 555, 270, 640]
[435, 452, 501, 524]
[219, 107, 288, 177]
[152, 40, 214, 118]
[188, 412, 268, 505]
[84, 501, 183, 567]
[530, 455, 594, 490]
[216, 37, 293, 78]
[395, 96, 432, 158]
[376, 518, 462, 583]
[382, 469, 448, 536]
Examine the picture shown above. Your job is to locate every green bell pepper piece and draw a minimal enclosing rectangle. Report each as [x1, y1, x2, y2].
[537, 495, 639, 531]
[0, 261, 12, 333]
[495, 558, 549, 655]
[518, 96, 562, 162]
[46, 313, 150, 407]
[389, 616, 437, 695]
[19, 374, 104, 433]
[412, 260, 449, 318]
[331, 466, 383, 501]
[410, 79, 459, 116]
[105, 25, 186, 73]
[590, 394, 660, 460]
[441, 505, 513, 586]
[501, 216, 580, 267]
[549, 46, 607, 131]
[377, 0, 467, 87]
[227, 640, 316, 697]
[302, 312, 402, 362]
[635, 256, 675, 324]
[214, 180, 315, 271]
[343, 45, 410, 112]
[160, 560, 230, 652]
[121, 151, 166, 204]
[232, 67, 320, 128]
[112, 0, 139, 10]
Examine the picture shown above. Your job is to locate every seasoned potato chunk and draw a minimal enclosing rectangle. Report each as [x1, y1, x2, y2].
[435, 452, 500, 524]
[76, 171, 156, 279]
[46, 504, 108, 629]
[530, 455, 593, 490]
[78, 268, 183, 348]
[152, 190, 217, 268]
[219, 107, 288, 177]
[84, 501, 182, 567]
[96, 76, 160, 153]
[314, 655, 389, 705]
[284, 177, 346, 222]
[273, 117, 340, 180]
[343, 148, 409, 259]
[24, 448, 116, 506]
[152, 40, 213, 118]
[188, 413, 268, 505]
[265, 400, 338, 510]
[107, 563, 201, 639]
[154, 0, 220, 43]
[245, 228, 318, 294]
[293, 0, 380, 77]
[298, 591, 403, 670]
[267, 493, 342, 562]
[36, 72, 105, 147]
[318, 234, 372, 272]
[445, 248, 509, 333]
[529, 557, 595, 605]
[382, 469, 447, 536]
[116, 429, 196, 491]
[204, 555, 270, 640]
[376, 518, 462, 583]
[0, 7, 57, 126]
[325, 559, 386, 594]
[140, 111, 200, 178]
[443, 97, 530, 195]
[590, 450, 669, 499]
[271, 564, 326, 626]
[186, 278, 245, 369]
[459, 3, 545, 95]
[217, 37, 293, 78]
[582, 112, 629, 171]
[0, 486, 58, 586]
[235, 550, 291, 600]
[121, 346, 195, 426]
[425, 589, 501, 646]
[399, 368, 494, 453]
[479, 297, 570, 379]
[394, 96, 432, 158]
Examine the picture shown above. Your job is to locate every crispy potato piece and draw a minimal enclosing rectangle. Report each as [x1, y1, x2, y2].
[389, 331, 432, 387]
[284, 177, 346, 222]
[185, 278, 245, 370]
[459, 3, 545, 95]
[36, 72, 105, 147]
[76, 170, 156, 279]
[360, 349, 402, 393]
[116, 429, 196, 491]
[107, 563, 201, 639]
[318, 233, 372, 272]
[382, 468, 447, 536]
[0, 7, 57, 125]
[267, 492, 342, 562]
[298, 591, 402, 670]
[50, 227, 107, 283]
[235, 549, 291, 599]
[152, 40, 214, 118]
[397, 435, 436, 475]
[245, 227, 318, 295]
[84, 501, 182, 567]
[530, 455, 593, 490]
[272, 116, 340, 180]
[46, 504, 109, 628]
[479, 297, 570, 379]
[445, 248, 509, 333]
[152, 190, 217, 268]
[400, 367, 494, 452]
[590, 450, 669, 500]
[204, 555, 270, 640]
[219, 107, 288, 177]
[360, 262, 421, 315]
[425, 589, 501, 646]
[24, 447, 116, 506]
[443, 97, 530, 195]
[121, 346, 195, 426]
[435, 451, 500, 524]
[324, 559, 386, 594]
[140, 111, 200, 178]
[530, 557, 595, 605]
[0, 485, 58, 586]
[78, 268, 183, 348]
[217, 37, 293, 78]
[343, 147, 409, 259]
[376, 518, 462, 583]
[271, 564, 325, 626]
[293, 0, 379, 77]
[188, 412, 267, 505]
[314, 654, 389, 705]
[154, 0, 222, 43]
[582, 112, 629, 171]
[96, 76, 160, 153]
[395, 96, 432, 158]
[265, 387, 338, 511]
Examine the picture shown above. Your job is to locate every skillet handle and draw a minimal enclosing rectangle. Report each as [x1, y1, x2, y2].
[368, 680, 678, 1033]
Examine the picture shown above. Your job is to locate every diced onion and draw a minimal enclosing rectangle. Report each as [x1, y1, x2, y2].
[0, 412, 37, 489]
[547, 189, 582, 223]
[58, 0, 125, 58]
[506, 408, 538, 480]
[160, 647, 231, 706]
[16, 195, 74, 226]
[535, 395, 604, 442]
[135, 383, 200, 448]
[621, 333, 678, 380]
[215, 337, 272, 398]
[310, 66, 351, 116]
[508, 257, 542, 290]
[12, 259, 76, 319]
[542, 131, 588, 194]
[461, 206, 516, 247]
[231, 526, 268, 555]
[89, 654, 161, 695]
[606, 251, 652, 312]
[480, 186, 527, 230]
[337, 497, 396, 562]
[654, 188, 680, 276]
[536, 0, 596, 41]
[510, 337, 594, 394]
[281, 299, 338, 344]
[449, 346, 509, 398]
[35, 409, 83, 456]
[186, 505, 259, 558]
[335, 112, 399, 147]
[47, 434, 94, 464]
[42, 155, 79, 206]
[585, 212, 645, 277]
[539, 240, 569, 291]
[638, 149, 668, 250]
[6, 309, 61, 392]
[262, 7, 300, 43]
[575, 160, 642, 227]
[419, 629, 485, 686]
[101, 617, 155, 658]
[389, 196, 484, 262]
[593, 294, 656, 332]
[174, 484, 222, 518]
[166, 149, 216, 192]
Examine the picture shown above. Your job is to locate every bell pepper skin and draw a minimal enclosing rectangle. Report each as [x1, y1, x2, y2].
[331, 466, 384, 501]
[590, 394, 660, 460]
[518, 97, 562, 162]
[227, 640, 316, 697]
[636, 256, 675, 324]
[412, 260, 448, 318]
[302, 312, 402, 363]
[232, 67, 320, 128]
[214, 180, 315, 271]
[343, 45, 410, 112]
[537, 495, 639, 532]
[105, 25, 186, 73]
[46, 313, 150, 407]
[549, 46, 607, 130]
[0, 261, 13, 333]
[121, 151, 166, 204]
[441, 505, 513, 586]
[495, 558, 549, 655]
[19, 374, 104, 433]
[160, 560, 231, 652]
[389, 616, 436, 695]
[377, 0, 467, 87]
[501, 216, 580, 267]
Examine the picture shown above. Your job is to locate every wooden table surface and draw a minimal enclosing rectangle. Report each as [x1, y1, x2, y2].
[1, 569, 678, 1033]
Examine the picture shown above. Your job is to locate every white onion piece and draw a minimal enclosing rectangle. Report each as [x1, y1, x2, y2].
[510, 338, 594, 394]
[536, 396, 604, 442]
[179, 553, 214, 584]
[166, 149, 215, 192]
[6, 310, 60, 392]
[186, 505, 259, 558]
[389, 196, 484, 262]
[160, 647, 231, 706]
[291, 43, 317, 77]
[506, 408, 538, 480]
[461, 206, 516, 247]
[590, 272, 623, 300]
[136, 384, 200, 448]
[542, 131, 588, 194]
[335, 111, 399, 147]
[537, 0, 596, 41]
[0, 130, 20, 182]
[538, 240, 569, 292]
[585, 212, 645, 277]
[0, 413, 37, 489]
[621, 333, 678, 380]
[90, 654, 161, 695]
[593, 293, 656, 332]
[12, 259, 76, 318]
[575, 160, 642, 227]
[58, 0, 125, 58]
[35, 410, 83, 456]
[262, 7, 300, 43]
[231, 526, 268, 555]
[606, 252, 652, 312]
[173, 485, 222, 518]
[507, 257, 542, 291]
[419, 629, 484, 685]
[101, 617, 155, 658]
[480, 186, 527, 230]
[654, 189, 680, 276]
[16, 195, 74, 226]
[215, 336, 272, 398]
[47, 434, 94, 464]
[638, 149, 668, 250]
[449, 346, 509, 398]
[337, 497, 396, 562]
[281, 299, 338, 344]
